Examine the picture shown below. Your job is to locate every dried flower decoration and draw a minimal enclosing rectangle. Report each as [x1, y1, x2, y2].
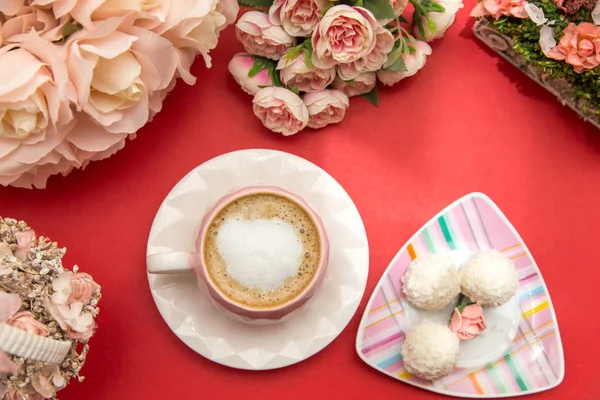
[0, 217, 101, 400]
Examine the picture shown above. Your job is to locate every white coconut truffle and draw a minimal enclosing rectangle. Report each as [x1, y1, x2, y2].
[401, 320, 460, 381]
[460, 250, 518, 306]
[401, 253, 460, 310]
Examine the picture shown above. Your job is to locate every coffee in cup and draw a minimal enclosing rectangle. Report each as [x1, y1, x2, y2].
[147, 186, 329, 321]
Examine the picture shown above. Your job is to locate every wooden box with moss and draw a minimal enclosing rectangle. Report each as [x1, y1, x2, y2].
[472, 0, 600, 129]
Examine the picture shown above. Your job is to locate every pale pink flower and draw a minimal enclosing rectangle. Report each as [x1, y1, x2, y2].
[303, 89, 349, 129]
[236, 11, 296, 60]
[0, 31, 75, 189]
[0, 5, 68, 43]
[377, 40, 432, 86]
[0, 0, 24, 16]
[338, 23, 394, 80]
[64, 17, 178, 135]
[15, 230, 36, 261]
[449, 304, 487, 341]
[7, 312, 50, 336]
[0, 291, 21, 375]
[332, 71, 376, 97]
[417, 0, 463, 41]
[69, 272, 99, 305]
[269, 0, 328, 37]
[31, 365, 66, 399]
[229, 53, 274, 95]
[253, 87, 309, 135]
[312, 5, 378, 68]
[547, 22, 600, 73]
[277, 53, 336, 92]
[45, 299, 95, 341]
[156, 0, 239, 70]
[470, 0, 528, 19]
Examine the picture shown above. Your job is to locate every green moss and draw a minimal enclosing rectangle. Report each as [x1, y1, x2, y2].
[488, 0, 600, 115]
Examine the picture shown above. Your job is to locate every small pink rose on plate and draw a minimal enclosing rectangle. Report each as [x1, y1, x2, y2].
[449, 304, 487, 341]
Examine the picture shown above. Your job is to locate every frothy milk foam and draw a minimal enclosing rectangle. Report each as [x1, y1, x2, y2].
[203, 192, 322, 309]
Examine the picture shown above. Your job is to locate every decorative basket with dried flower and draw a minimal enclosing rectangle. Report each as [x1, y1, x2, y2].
[0, 218, 101, 400]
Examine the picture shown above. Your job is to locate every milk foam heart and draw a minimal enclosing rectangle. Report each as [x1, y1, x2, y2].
[216, 218, 303, 290]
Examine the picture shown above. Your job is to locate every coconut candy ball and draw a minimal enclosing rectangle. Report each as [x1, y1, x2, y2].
[460, 250, 518, 306]
[401, 252, 461, 310]
[401, 320, 460, 381]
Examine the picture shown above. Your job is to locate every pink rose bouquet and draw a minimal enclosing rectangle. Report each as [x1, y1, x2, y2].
[0, 0, 239, 189]
[231, 0, 460, 135]
[0, 217, 101, 400]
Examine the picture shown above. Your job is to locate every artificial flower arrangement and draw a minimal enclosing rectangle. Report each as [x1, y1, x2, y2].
[228, 0, 464, 135]
[0, 0, 239, 189]
[471, 0, 600, 128]
[0, 217, 101, 400]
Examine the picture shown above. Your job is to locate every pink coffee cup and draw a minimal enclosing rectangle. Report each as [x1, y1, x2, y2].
[147, 186, 330, 321]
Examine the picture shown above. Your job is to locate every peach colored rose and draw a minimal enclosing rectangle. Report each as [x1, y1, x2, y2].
[449, 304, 486, 341]
[303, 89, 349, 129]
[0, 0, 23, 17]
[547, 22, 600, 73]
[470, 0, 528, 19]
[269, 0, 328, 37]
[15, 230, 36, 261]
[229, 53, 274, 95]
[312, 5, 377, 68]
[0, 6, 67, 43]
[236, 11, 296, 60]
[155, 0, 239, 70]
[253, 87, 309, 135]
[7, 312, 50, 336]
[64, 16, 178, 134]
[377, 40, 431, 86]
[337, 23, 394, 80]
[68, 273, 99, 305]
[277, 53, 335, 92]
[332, 71, 376, 97]
[0, 31, 76, 189]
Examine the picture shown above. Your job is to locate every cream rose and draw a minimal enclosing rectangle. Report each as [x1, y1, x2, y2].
[332, 71, 376, 97]
[303, 89, 349, 129]
[312, 5, 377, 68]
[418, 0, 464, 41]
[378, 40, 432, 85]
[64, 17, 178, 134]
[253, 87, 309, 135]
[0, 5, 67, 43]
[269, 0, 328, 37]
[7, 311, 50, 336]
[0, 31, 76, 188]
[156, 0, 239, 70]
[236, 11, 296, 60]
[277, 53, 336, 92]
[229, 53, 274, 95]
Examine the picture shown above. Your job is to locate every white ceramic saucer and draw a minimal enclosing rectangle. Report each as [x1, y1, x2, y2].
[146, 149, 369, 370]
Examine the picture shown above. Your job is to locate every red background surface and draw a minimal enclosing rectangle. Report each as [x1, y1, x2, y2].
[1, 3, 599, 399]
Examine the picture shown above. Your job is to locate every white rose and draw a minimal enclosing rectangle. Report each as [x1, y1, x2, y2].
[419, 0, 463, 41]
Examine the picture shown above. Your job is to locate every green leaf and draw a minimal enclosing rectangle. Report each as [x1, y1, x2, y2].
[248, 56, 273, 77]
[385, 55, 407, 71]
[346, 79, 356, 87]
[426, 17, 437, 34]
[363, 0, 396, 20]
[62, 22, 82, 40]
[290, 87, 300, 95]
[426, 1, 446, 13]
[362, 85, 379, 106]
[267, 65, 282, 87]
[237, 0, 274, 8]
[398, 15, 409, 23]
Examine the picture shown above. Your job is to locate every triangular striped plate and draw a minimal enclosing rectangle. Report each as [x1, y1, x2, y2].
[356, 193, 564, 398]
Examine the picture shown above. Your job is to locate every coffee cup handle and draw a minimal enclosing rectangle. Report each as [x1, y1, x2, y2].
[147, 251, 193, 274]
